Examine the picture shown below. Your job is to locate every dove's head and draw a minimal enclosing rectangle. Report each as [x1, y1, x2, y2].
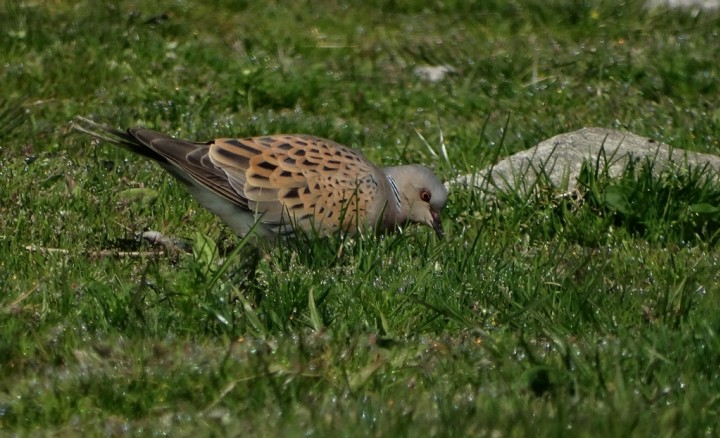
[383, 165, 448, 238]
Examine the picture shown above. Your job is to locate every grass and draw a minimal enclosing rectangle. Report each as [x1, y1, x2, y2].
[2, 0, 720, 435]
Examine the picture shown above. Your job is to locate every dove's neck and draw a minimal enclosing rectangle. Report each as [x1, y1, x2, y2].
[386, 175, 403, 210]
[381, 171, 407, 227]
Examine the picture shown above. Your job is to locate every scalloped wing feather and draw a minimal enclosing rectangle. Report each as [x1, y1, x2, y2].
[209, 135, 382, 234]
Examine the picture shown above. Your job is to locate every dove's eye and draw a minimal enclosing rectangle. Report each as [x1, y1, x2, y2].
[420, 189, 431, 203]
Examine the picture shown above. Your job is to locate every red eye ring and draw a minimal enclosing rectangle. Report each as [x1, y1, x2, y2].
[420, 189, 431, 203]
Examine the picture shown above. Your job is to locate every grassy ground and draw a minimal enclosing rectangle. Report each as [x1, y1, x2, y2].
[2, 0, 720, 435]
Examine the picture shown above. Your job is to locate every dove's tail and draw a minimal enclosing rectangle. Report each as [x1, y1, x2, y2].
[71, 116, 165, 162]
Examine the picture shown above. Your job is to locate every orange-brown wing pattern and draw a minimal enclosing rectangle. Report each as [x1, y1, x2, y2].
[209, 135, 382, 235]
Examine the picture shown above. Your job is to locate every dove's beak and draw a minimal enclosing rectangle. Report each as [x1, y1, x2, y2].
[430, 209, 444, 239]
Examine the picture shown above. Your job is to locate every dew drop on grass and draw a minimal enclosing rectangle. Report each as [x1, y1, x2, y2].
[512, 347, 527, 362]
[215, 313, 229, 326]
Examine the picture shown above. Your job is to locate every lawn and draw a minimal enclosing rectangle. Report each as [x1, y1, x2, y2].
[2, 0, 720, 435]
